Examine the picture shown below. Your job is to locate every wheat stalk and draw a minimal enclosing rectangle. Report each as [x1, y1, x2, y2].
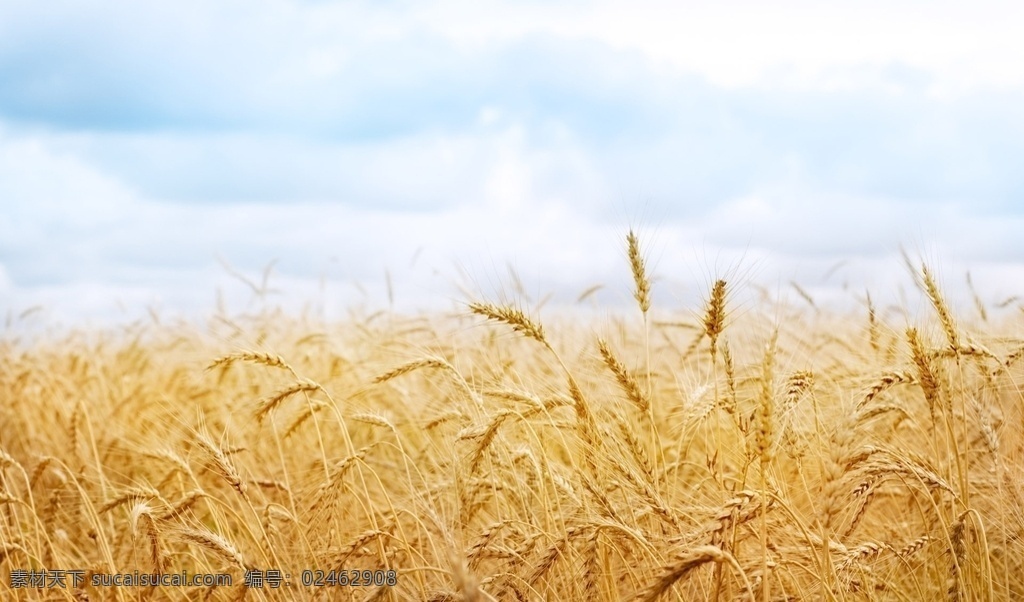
[704, 280, 727, 362]
[468, 302, 548, 348]
[374, 357, 450, 383]
[598, 338, 649, 414]
[627, 229, 651, 314]
[130, 501, 164, 572]
[254, 379, 321, 422]
[635, 545, 744, 602]
[921, 264, 960, 351]
[160, 490, 208, 521]
[176, 526, 247, 569]
[194, 428, 247, 497]
[207, 350, 297, 376]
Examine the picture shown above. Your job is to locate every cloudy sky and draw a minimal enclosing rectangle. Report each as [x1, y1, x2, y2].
[2, 0, 1024, 325]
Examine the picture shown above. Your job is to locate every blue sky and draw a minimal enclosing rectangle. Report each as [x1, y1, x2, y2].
[2, 0, 1024, 324]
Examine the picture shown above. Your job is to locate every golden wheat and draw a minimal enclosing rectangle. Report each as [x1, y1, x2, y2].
[1, 232, 1021, 601]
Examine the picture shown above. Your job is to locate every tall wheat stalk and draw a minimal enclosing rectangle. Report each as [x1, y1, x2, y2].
[626, 229, 664, 485]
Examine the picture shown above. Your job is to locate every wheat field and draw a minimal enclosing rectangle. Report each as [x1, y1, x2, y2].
[2, 232, 1024, 601]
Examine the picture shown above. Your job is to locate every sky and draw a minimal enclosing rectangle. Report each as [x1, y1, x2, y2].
[2, 0, 1024, 327]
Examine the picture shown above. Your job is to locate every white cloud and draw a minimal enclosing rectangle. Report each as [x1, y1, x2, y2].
[2, 1, 1024, 325]
[414, 0, 1024, 95]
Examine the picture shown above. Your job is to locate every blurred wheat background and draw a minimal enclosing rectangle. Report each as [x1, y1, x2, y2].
[3, 229, 1024, 600]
